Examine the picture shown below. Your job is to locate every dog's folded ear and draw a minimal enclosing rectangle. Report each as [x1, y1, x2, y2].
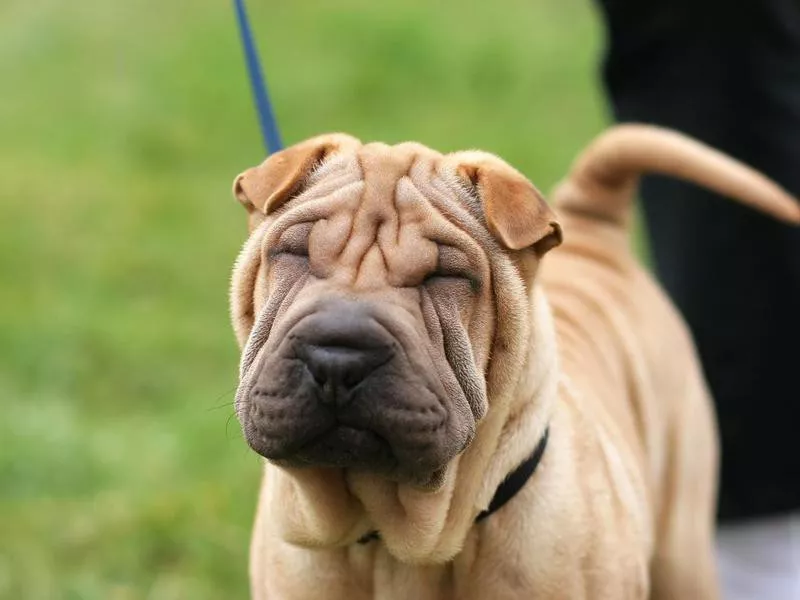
[232, 133, 360, 230]
[449, 153, 562, 255]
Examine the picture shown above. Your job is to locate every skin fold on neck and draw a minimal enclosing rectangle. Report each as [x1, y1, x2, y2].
[259, 285, 560, 566]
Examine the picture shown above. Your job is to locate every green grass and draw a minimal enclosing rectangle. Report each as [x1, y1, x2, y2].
[0, 1, 616, 597]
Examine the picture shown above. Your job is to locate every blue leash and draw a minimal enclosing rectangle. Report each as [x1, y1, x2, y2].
[233, 0, 283, 155]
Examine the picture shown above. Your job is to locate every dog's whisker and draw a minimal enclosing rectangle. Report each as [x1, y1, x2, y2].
[204, 385, 239, 412]
[225, 411, 244, 441]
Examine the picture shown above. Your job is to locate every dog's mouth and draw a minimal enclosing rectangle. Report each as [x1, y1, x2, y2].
[242, 374, 453, 482]
[276, 425, 396, 470]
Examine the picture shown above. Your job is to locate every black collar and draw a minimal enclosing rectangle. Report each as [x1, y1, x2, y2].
[357, 426, 550, 545]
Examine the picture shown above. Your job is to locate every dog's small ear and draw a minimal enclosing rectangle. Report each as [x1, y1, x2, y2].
[232, 134, 360, 230]
[451, 154, 562, 255]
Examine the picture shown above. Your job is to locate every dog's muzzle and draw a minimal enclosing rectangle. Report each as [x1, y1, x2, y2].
[239, 299, 468, 483]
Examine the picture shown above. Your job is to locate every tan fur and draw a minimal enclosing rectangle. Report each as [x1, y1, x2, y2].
[229, 125, 798, 599]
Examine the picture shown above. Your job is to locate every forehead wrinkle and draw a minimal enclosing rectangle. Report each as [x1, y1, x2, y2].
[337, 193, 377, 271]
[262, 153, 362, 225]
[408, 169, 498, 267]
[263, 180, 364, 245]
[427, 176, 493, 246]
[338, 144, 418, 276]
[378, 177, 439, 285]
[410, 157, 489, 241]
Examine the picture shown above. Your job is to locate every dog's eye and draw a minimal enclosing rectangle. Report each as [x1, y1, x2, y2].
[269, 223, 313, 259]
[424, 245, 480, 291]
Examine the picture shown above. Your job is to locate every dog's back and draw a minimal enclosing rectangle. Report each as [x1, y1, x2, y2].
[540, 124, 799, 598]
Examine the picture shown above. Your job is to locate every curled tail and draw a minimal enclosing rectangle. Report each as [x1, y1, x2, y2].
[552, 123, 800, 226]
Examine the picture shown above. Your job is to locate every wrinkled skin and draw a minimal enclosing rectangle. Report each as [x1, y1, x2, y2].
[232, 138, 555, 491]
[228, 128, 736, 599]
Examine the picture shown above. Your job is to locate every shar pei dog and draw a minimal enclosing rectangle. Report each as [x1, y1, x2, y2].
[228, 124, 799, 599]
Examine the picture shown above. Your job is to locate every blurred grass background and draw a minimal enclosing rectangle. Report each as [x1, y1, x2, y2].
[0, 0, 614, 597]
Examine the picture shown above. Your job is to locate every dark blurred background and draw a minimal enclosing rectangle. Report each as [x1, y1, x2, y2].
[0, 1, 617, 597]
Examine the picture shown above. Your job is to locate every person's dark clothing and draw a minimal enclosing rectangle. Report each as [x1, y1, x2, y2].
[594, 0, 800, 522]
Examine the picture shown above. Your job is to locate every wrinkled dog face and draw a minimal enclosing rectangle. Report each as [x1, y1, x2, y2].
[230, 134, 561, 488]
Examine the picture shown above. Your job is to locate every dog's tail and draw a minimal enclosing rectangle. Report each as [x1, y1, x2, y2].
[552, 123, 800, 226]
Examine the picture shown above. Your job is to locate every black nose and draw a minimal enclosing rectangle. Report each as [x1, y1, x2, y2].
[292, 302, 394, 406]
[299, 345, 386, 390]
